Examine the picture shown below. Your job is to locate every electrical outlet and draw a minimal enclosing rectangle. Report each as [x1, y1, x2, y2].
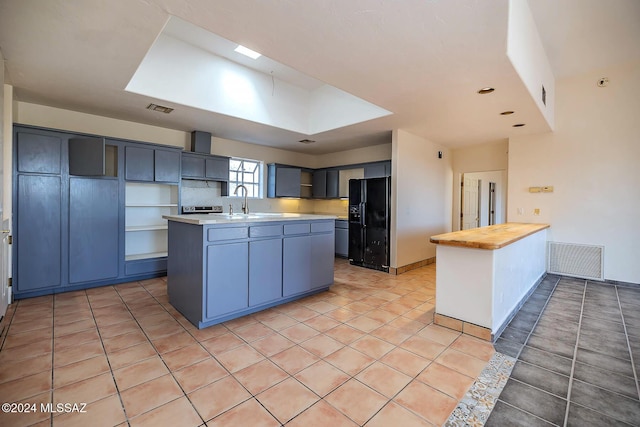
[517, 208, 524, 215]
[542, 186, 554, 193]
[533, 208, 540, 215]
[529, 187, 541, 193]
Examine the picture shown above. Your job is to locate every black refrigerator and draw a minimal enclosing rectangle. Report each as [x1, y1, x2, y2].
[348, 177, 391, 272]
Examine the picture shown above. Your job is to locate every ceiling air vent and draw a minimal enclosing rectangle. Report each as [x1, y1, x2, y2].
[298, 139, 316, 144]
[146, 103, 174, 114]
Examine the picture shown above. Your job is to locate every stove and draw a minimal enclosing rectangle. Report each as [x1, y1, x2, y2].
[182, 205, 223, 214]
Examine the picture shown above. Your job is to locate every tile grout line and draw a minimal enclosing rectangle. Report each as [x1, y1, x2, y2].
[614, 285, 640, 401]
[562, 279, 588, 427]
[512, 275, 561, 360]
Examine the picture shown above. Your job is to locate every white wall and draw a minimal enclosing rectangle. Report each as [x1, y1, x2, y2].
[452, 140, 509, 231]
[391, 129, 452, 268]
[315, 143, 392, 169]
[508, 59, 640, 283]
[507, 0, 555, 129]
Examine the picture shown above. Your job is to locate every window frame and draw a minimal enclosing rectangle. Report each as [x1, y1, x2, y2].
[228, 157, 263, 198]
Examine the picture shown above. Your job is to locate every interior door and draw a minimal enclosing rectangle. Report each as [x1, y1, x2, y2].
[462, 176, 480, 230]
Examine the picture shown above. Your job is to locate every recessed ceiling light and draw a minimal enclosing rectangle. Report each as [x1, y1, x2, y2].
[234, 45, 261, 59]
[500, 111, 514, 115]
[146, 103, 174, 114]
[477, 87, 495, 94]
[513, 123, 526, 127]
[298, 139, 316, 144]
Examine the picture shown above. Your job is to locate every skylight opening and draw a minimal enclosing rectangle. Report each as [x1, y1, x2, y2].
[234, 45, 261, 59]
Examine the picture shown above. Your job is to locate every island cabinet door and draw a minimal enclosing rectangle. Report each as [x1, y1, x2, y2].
[249, 238, 283, 306]
[311, 232, 335, 289]
[282, 235, 311, 296]
[206, 242, 249, 319]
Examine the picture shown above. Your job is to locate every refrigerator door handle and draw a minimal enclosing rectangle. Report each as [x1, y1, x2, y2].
[360, 202, 366, 227]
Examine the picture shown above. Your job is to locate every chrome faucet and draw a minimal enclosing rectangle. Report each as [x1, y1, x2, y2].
[234, 185, 249, 214]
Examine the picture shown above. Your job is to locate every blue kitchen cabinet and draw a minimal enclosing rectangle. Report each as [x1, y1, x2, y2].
[167, 218, 334, 328]
[154, 149, 181, 183]
[283, 235, 312, 297]
[268, 164, 301, 198]
[181, 153, 229, 181]
[205, 156, 229, 181]
[206, 241, 249, 319]
[69, 177, 119, 283]
[125, 144, 181, 183]
[16, 174, 63, 293]
[125, 146, 154, 181]
[16, 131, 62, 174]
[364, 161, 391, 178]
[327, 170, 339, 198]
[311, 222, 336, 289]
[249, 238, 283, 306]
[249, 225, 283, 306]
[335, 219, 349, 257]
[312, 170, 327, 198]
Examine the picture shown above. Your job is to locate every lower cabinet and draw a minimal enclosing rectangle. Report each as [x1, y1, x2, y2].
[69, 177, 119, 283]
[335, 219, 348, 257]
[206, 242, 249, 319]
[249, 238, 283, 306]
[168, 219, 334, 328]
[16, 174, 63, 293]
[283, 235, 312, 297]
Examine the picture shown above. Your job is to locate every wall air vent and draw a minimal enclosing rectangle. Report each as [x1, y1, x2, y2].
[146, 103, 174, 114]
[298, 139, 316, 144]
[547, 242, 604, 281]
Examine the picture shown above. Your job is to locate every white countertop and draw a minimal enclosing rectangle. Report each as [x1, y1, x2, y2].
[163, 212, 338, 225]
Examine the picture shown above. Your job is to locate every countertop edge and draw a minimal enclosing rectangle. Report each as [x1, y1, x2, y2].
[163, 213, 338, 225]
[430, 223, 550, 250]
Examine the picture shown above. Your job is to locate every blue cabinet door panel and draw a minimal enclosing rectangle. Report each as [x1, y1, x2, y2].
[154, 149, 181, 183]
[275, 167, 301, 197]
[312, 170, 327, 198]
[17, 132, 62, 174]
[205, 157, 229, 180]
[311, 232, 335, 289]
[326, 170, 339, 198]
[335, 227, 348, 257]
[181, 155, 205, 178]
[125, 146, 154, 181]
[283, 235, 311, 296]
[249, 238, 283, 306]
[17, 175, 62, 291]
[69, 178, 119, 283]
[206, 242, 249, 318]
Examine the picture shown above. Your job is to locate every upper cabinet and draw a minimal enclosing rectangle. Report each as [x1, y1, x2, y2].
[17, 131, 62, 174]
[125, 144, 181, 183]
[269, 161, 390, 199]
[181, 152, 229, 181]
[267, 164, 302, 198]
[69, 137, 118, 177]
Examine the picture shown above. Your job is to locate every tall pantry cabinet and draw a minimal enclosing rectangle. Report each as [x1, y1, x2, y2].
[12, 125, 182, 299]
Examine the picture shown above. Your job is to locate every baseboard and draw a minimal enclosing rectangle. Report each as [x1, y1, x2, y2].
[389, 257, 436, 275]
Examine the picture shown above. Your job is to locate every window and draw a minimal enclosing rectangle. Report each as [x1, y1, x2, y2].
[229, 158, 262, 198]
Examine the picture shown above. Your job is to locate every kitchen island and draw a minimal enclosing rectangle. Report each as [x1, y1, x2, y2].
[430, 223, 549, 341]
[163, 213, 336, 328]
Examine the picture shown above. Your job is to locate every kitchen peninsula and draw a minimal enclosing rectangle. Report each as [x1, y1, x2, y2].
[163, 213, 336, 328]
[430, 223, 549, 341]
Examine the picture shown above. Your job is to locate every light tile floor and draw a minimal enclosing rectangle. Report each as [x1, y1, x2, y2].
[0, 258, 495, 427]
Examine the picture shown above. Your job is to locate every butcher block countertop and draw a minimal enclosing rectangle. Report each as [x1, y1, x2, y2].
[430, 223, 550, 250]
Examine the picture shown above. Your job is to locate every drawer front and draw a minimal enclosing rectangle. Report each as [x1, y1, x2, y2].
[207, 227, 249, 242]
[284, 223, 311, 235]
[250, 225, 283, 238]
[311, 221, 334, 233]
[335, 219, 348, 229]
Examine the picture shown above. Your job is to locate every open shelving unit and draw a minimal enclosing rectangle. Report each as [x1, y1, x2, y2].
[125, 182, 179, 261]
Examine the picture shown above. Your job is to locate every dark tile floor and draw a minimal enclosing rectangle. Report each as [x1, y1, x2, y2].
[488, 276, 640, 426]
